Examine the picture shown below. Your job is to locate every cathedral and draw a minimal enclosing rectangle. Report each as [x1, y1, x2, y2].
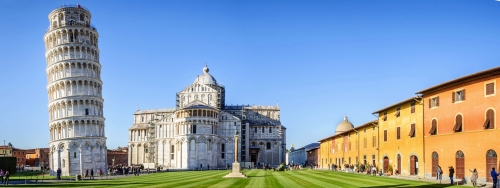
[128, 66, 287, 169]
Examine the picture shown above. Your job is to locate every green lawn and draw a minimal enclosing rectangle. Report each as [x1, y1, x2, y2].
[13, 169, 462, 187]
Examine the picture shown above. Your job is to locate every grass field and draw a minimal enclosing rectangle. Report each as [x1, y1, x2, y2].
[13, 169, 462, 187]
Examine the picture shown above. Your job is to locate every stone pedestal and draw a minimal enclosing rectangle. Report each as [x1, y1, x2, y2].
[224, 162, 247, 178]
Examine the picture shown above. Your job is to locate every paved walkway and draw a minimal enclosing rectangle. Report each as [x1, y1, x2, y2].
[3, 173, 143, 185]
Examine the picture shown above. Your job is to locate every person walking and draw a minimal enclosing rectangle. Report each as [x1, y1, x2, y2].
[226, 164, 229, 170]
[3, 171, 9, 185]
[57, 168, 61, 180]
[99, 169, 103, 177]
[0, 169, 4, 184]
[200, 164, 203, 170]
[449, 166, 455, 185]
[468, 168, 478, 187]
[85, 169, 89, 179]
[90, 168, 94, 179]
[491, 167, 499, 188]
[436, 165, 442, 183]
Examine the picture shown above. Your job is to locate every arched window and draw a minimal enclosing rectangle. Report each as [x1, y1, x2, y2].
[190, 140, 196, 151]
[484, 109, 495, 129]
[429, 119, 437, 135]
[453, 114, 463, 132]
[80, 14, 84, 21]
[266, 142, 271, 150]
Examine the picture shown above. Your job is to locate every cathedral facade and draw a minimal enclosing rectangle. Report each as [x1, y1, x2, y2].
[128, 66, 286, 169]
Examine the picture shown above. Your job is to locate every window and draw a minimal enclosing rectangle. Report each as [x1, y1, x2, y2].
[170, 145, 175, 159]
[373, 136, 377, 147]
[429, 119, 437, 135]
[17, 158, 19, 162]
[484, 109, 495, 129]
[383, 112, 387, 121]
[364, 138, 367, 148]
[409, 123, 416, 137]
[430, 97, 439, 108]
[453, 114, 463, 132]
[411, 103, 416, 113]
[395, 108, 401, 117]
[266, 142, 271, 150]
[262, 127, 264, 133]
[85, 109, 89, 115]
[486, 82, 495, 95]
[384, 130, 387, 142]
[269, 127, 272, 133]
[254, 127, 257, 133]
[192, 125, 197, 134]
[74, 152, 76, 158]
[396, 127, 401, 140]
[452, 90, 466, 103]
[364, 128, 366, 133]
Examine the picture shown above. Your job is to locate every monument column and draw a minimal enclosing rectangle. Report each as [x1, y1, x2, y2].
[223, 131, 247, 178]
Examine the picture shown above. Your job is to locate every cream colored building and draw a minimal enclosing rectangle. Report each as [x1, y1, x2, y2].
[128, 66, 286, 169]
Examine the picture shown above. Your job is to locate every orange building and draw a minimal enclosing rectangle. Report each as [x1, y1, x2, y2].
[373, 97, 424, 177]
[12, 148, 27, 168]
[319, 117, 378, 170]
[25, 148, 50, 167]
[417, 66, 500, 183]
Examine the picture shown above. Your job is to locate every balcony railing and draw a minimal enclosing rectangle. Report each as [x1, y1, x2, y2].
[47, 21, 97, 32]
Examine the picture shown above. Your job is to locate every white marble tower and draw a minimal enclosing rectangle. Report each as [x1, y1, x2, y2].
[44, 4, 107, 176]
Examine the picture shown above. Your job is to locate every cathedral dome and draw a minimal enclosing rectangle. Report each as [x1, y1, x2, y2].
[336, 116, 354, 133]
[193, 65, 218, 85]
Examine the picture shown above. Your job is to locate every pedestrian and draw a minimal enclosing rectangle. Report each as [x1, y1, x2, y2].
[3, 171, 9, 185]
[491, 167, 499, 188]
[90, 168, 94, 179]
[208, 164, 210, 170]
[449, 166, 455, 185]
[200, 164, 203, 170]
[57, 168, 61, 180]
[436, 165, 442, 182]
[85, 169, 89, 179]
[0, 169, 4, 184]
[226, 164, 229, 170]
[468, 168, 478, 187]
[99, 169, 103, 177]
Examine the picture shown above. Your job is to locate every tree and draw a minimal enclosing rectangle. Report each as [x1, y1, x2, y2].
[7, 142, 13, 148]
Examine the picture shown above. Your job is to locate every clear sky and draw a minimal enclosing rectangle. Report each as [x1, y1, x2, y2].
[0, 1, 499, 150]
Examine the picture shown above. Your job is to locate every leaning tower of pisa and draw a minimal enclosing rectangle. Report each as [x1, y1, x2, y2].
[44, 5, 107, 176]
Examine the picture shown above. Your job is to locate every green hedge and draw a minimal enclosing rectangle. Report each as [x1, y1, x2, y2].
[0, 157, 17, 174]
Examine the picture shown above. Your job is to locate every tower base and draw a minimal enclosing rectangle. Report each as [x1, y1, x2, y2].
[223, 162, 247, 178]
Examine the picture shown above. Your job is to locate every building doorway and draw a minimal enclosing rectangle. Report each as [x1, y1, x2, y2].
[486, 150, 497, 182]
[432, 152, 438, 177]
[383, 156, 389, 173]
[456, 150, 465, 179]
[397, 154, 401, 175]
[410, 155, 418, 175]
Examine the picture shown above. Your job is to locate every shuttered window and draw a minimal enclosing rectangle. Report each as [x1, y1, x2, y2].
[484, 109, 495, 129]
[383, 112, 387, 121]
[429, 119, 437, 135]
[453, 114, 463, 132]
[452, 90, 466, 103]
[429, 97, 440, 108]
[409, 123, 416, 137]
[486, 83, 495, 95]
[396, 127, 401, 140]
[395, 108, 401, 117]
[384, 130, 387, 142]
[411, 103, 415, 113]
[373, 136, 376, 147]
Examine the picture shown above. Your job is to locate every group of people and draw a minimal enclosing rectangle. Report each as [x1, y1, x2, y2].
[0, 169, 10, 185]
[436, 165, 500, 187]
[83, 168, 101, 179]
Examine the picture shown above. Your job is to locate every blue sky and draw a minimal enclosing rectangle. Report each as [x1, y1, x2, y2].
[0, 1, 499, 149]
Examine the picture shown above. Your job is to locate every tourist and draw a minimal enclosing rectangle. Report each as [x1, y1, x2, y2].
[200, 164, 203, 170]
[491, 167, 499, 188]
[3, 171, 9, 185]
[90, 168, 94, 179]
[226, 164, 229, 170]
[100, 169, 103, 177]
[436, 165, 442, 182]
[208, 164, 210, 170]
[448, 166, 454, 185]
[468, 168, 478, 187]
[57, 168, 61, 180]
[372, 165, 377, 176]
[0, 169, 4, 184]
[85, 169, 89, 179]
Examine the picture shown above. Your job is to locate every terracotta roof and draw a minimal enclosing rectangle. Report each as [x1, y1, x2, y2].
[0, 145, 12, 149]
[372, 97, 419, 114]
[416, 66, 500, 95]
[318, 120, 378, 142]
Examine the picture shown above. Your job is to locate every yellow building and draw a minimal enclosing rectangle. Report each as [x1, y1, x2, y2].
[373, 97, 424, 177]
[0, 145, 13, 157]
[319, 117, 378, 170]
